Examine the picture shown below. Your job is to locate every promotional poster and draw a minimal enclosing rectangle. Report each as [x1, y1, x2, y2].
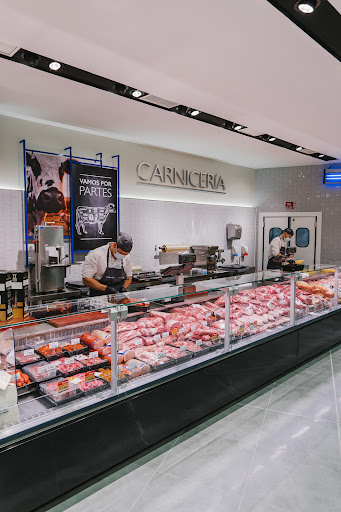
[71, 162, 118, 252]
[25, 151, 71, 237]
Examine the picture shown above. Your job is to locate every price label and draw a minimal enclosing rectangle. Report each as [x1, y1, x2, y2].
[171, 328, 178, 335]
[89, 351, 98, 359]
[196, 340, 203, 346]
[58, 380, 69, 393]
[179, 327, 185, 334]
[162, 332, 169, 339]
[85, 371, 95, 383]
[203, 321, 207, 326]
[158, 352, 165, 359]
[206, 311, 211, 318]
[118, 365, 123, 371]
[75, 354, 88, 361]
[70, 376, 82, 385]
[305, 307, 309, 314]
[239, 326, 245, 333]
[212, 334, 218, 340]
[180, 344, 187, 351]
[23, 349, 34, 356]
[53, 359, 61, 367]
[71, 338, 80, 346]
[135, 339, 143, 346]
[95, 372, 101, 377]
[16, 372, 21, 380]
[214, 309, 219, 316]
[37, 365, 51, 374]
[153, 334, 161, 342]
[128, 361, 137, 369]
[191, 324, 197, 331]
[64, 357, 75, 365]
[249, 324, 254, 331]
[49, 342, 58, 349]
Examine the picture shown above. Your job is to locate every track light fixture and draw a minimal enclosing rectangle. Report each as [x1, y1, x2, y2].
[49, 61, 61, 71]
[269, 137, 276, 142]
[174, 105, 189, 116]
[112, 82, 128, 95]
[296, 146, 303, 151]
[21, 51, 40, 66]
[319, 154, 325, 157]
[294, 0, 321, 14]
[131, 89, 142, 98]
[223, 121, 246, 131]
[190, 110, 200, 117]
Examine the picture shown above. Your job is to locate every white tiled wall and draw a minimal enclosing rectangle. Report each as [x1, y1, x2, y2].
[0, 190, 257, 276]
[254, 165, 341, 264]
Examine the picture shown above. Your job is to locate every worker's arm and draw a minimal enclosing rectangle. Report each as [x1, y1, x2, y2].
[82, 277, 107, 292]
[122, 276, 132, 290]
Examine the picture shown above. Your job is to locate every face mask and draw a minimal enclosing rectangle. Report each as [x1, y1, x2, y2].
[115, 251, 125, 260]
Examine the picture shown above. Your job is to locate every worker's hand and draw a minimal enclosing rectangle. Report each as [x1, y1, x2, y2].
[119, 286, 128, 293]
[105, 286, 117, 295]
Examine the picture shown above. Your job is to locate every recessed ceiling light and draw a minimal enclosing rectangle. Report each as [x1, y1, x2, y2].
[319, 154, 325, 157]
[296, 146, 303, 151]
[234, 125, 243, 131]
[190, 110, 200, 117]
[295, 1, 320, 14]
[49, 61, 61, 71]
[269, 137, 276, 142]
[132, 90, 142, 98]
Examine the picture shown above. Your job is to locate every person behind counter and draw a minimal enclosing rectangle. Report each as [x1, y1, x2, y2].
[267, 228, 294, 270]
[82, 233, 133, 296]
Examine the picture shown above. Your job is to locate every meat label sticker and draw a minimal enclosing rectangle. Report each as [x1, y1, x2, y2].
[153, 334, 161, 342]
[239, 326, 245, 333]
[85, 371, 95, 383]
[23, 349, 34, 356]
[65, 357, 75, 365]
[205, 311, 211, 318]
[212, 334, 218, 340]
[253, 321, 257, 327]
[58, 380, 69, 393]
[180, 344, 187, 351]
[191, 324, 197, 331]
[171, 328, 178, 335]
[70, 377, 82, 385]
[49, 342, 58, 349]
[118, 365, 123, 372]
[158, 352, 165, 359]
[37, 365, 51, 374]
[249, 324, 254, 331]
[203, 321, 207, 326]
[135, 339, 143, 346]
[76, 354, 88, 361]
[162, 332, 169, 339]
[179, 328, 185, 334]
[89, 351, 98, 359]
[52, 360, 61, 367]
[214, 309, 219, 316]
[71, 338, 80, 345]
[196, 340, 203, 346]
[128, 361, 137, 369]
[16, 372, 21, 381]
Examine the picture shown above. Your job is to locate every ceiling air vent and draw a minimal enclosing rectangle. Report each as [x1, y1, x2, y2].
[0, 42, 19, 57]
[140, 95, 180, 109]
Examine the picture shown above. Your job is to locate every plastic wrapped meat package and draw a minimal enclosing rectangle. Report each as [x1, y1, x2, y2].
[23, 361, 59, 382]
[36, 344, 64, 361]
[15, 349, 42, 366]
[69, 372, 109, 394]
[40, 377, 80, 405]
[54, 357, 86, 377]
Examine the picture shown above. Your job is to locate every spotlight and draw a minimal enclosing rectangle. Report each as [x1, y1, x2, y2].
[49, 61, 61, 71]
[319, 154, 325, 157]
[269, 137, 276, 142]
[234, 125, 243, 131]
[296, 146, 303, 151]
[21, 51, 40, 66]
[132, 90, 142, 98]
[295, 1, 320, 14]
[190, 110, 200, 117]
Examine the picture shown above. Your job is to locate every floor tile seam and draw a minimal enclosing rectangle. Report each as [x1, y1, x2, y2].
[266, 406, 337, 423]
[273, 381, 335, 393]
[237, 384, 275, 512]
[189, 427, 259, 447]
[127, 431, 183, 512]
[330, 352, 341, 458]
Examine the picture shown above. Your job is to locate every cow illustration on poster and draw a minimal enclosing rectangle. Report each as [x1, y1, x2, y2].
[25, 152, 71, 236]
[71, 162, 118, 252]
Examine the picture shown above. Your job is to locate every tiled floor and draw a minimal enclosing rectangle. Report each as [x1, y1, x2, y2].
[38, 345, 341, 512]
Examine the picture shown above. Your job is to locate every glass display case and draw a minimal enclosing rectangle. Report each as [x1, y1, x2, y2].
[0, 265, 340, 446]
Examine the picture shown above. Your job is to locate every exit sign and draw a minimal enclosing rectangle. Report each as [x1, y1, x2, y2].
[285, 202, 296, 210]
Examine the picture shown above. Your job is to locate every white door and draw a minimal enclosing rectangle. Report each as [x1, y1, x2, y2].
[290, 216, 317, 266]
[263, 216, 290, 270]
[262, 215, 317, 269]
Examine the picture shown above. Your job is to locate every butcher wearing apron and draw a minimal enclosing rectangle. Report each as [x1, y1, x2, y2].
[90, 248, 126, 297]
[267, 247, 285, 270]
[267, 228, 293, 270]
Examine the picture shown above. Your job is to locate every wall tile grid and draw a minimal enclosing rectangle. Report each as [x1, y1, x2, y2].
[254, 165, 341, 264]
[0, 191, 257, 278]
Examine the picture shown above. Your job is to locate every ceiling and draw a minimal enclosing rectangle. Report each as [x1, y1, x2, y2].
[0, 0, 340, 169]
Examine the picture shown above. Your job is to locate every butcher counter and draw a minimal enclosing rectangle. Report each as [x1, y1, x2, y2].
[1, 265, 341, 512]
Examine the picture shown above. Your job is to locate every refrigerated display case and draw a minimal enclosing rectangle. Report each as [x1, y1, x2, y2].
[1, 266, 341, 512]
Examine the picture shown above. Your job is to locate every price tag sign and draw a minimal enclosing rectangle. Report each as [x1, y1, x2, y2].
[118, 365, 123, 372]
[65, 357, 75, 365]
[212, 334, 218, 340]
[49, 342, 58, 349]
[171, 328, 178, 335]
[38, 365, 51, 374]
[71, 338, 80, 346]
[196, 340, 203, 346]
[23, 349, 34, 356]
[162, 332, 169, 339]
[153, 334, 161, 342]
[135, 339, 143, 346]
[239, 326, 245, 333]
[179, 327, 185, 334]
[76, 354, 88, 361]
[249, 323, 254, 331]
[89, 351, 98, 359]
[158, 352, 165, 359]
[58, 380, 69, 393]
[16, 372, 21, 380]
[180, 344, 187, 351]
[206, 311, 211, 318]
[85, 371, 95, 383]
[70, 376, 82, 385]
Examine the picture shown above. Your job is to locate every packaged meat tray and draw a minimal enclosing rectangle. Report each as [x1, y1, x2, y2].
[69, 373, 109, 395]
[15, 349, 42, 366]
[61, 341, 88, 357]
[135, 352, 174, 372]
[169, 340, 210, 358]
[54, 357, 86, 377]
[23, 361, 59, 383]
[78, 354, 110, 371]
[39, 377, 81, 406]
[36, 343, 64, 361]
[9, 369, 37, 396]
[97, 367, 129, 386]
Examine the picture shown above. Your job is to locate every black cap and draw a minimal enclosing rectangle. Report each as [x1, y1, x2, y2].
[117, 232, 133, 252]
[283, 228, 294, 236]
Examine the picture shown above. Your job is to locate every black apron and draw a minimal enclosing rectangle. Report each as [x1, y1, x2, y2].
[267, 247, 285, 270]
[90, 247, 126, 296]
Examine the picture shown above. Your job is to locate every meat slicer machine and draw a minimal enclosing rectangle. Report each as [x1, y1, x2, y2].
[154, 245, 196, 285]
